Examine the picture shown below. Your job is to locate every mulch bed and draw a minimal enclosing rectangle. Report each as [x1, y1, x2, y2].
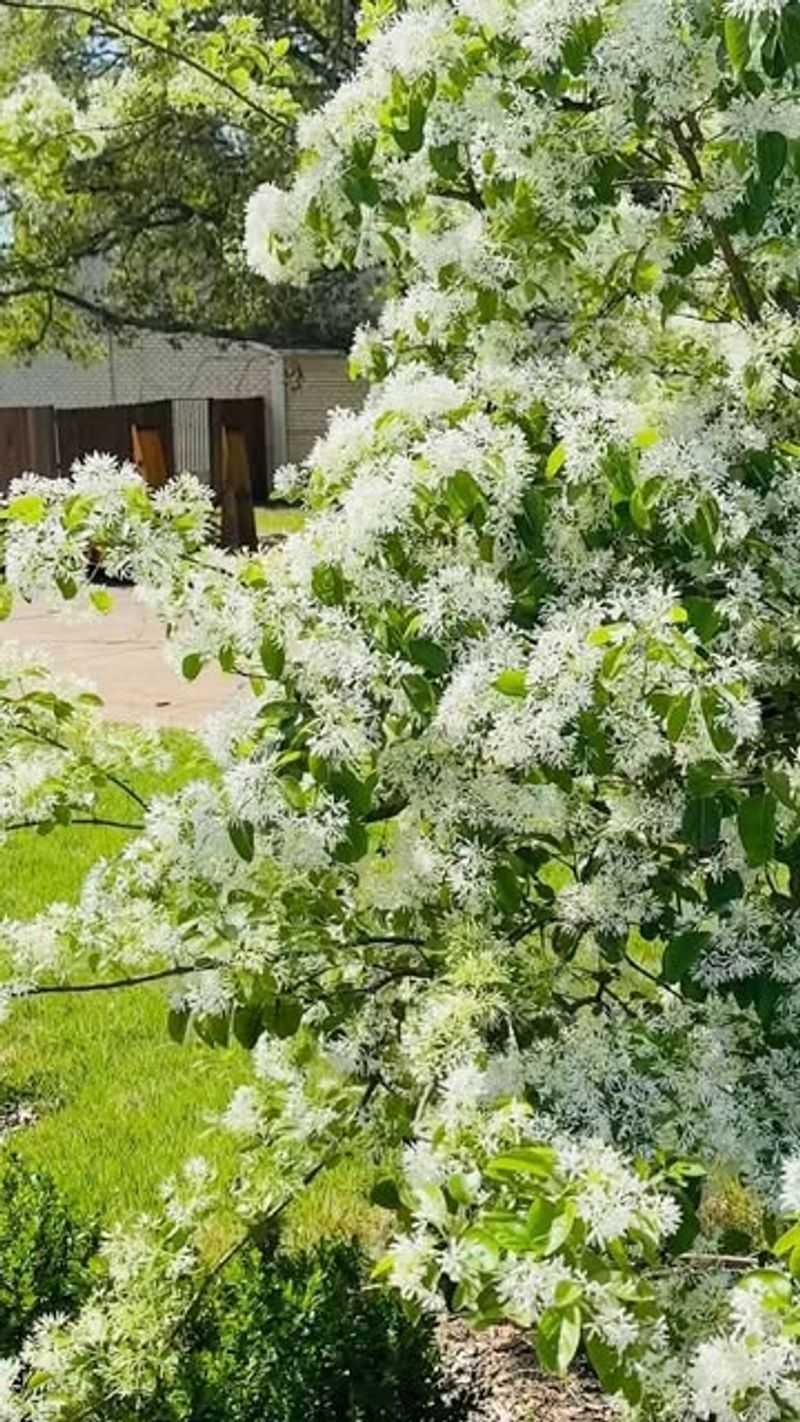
[437, 1319, 611, 1422]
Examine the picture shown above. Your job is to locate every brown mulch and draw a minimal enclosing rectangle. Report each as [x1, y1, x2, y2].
[436, 1320, 611, 1422]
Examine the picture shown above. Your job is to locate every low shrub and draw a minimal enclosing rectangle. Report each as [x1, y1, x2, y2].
[180, 1239, 452, 1422]
[0, 1150, 98, 1355]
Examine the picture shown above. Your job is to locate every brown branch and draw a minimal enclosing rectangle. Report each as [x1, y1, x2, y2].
[18, 962, 218, 997]
[0, 0, 289, 129]
[668, 117, 761, 325]
[4, 816, 143, 833]
[0, 282, 343, 351]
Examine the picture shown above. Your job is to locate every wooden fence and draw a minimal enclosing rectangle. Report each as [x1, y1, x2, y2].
[55, 401, 174, 479]
[0, 407, 57, 492]
[0, 397, 266, 548]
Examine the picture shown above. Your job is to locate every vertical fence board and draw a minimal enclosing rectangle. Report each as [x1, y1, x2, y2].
[0, 407, 56, 493]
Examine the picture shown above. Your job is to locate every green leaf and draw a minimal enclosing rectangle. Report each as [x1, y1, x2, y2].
[545, 442, 567, 479]
[263, 995, 302, 1040]
[737, 791, 777, 867]
[494, 862, 523, 914]
[62, 493, 95, 531]
[527, 1198, 577, 1257]
[706, 870, 744, 909]
[472, 1211, 533, 1251]
[690, 499, 719, 560]
[279, 776, 307, 812]
[167, 1008, 190, 1044]
[195, 1011, 230, 1049]
[632, 259, 661, 294]
[334, 822, 369, 864]
[493, 669, 528, 698]
[7, 493, 45, 524]
[585, 1333, 642, 1404]
[0, 583, 12, 621]
[371, 1177, 403, 1211]
[782, 3, 800, 65]
[587, 622, 627, 646]
[536, 1304, 581, 1376]
[312, 562, 346, 607]
[775, 1220, 800, 1254]
[260, 633, 285, 678]
[601, 642, 629, 681]
[343, 168, 381, 208]
[662, 931, 709, 984]
[228, 818, 255, 862]
[684, 597, 723, 645]
[447, 469, 483, 518]
[232, 1005, 263, 1049]
[682, 796, 721, 850]
[757, 129, 788, 184]
[392, 94, 428, 154]
[630, 477, 665, 531]
[766, 767, 794, 808]
[701, 688, 736, 754]
[429, 141, 461, 181]
[631, 427, 660, 449]
[408, 638, 449, 676]
[55, 574, 78, 602]
[666, 692, 693, 743]
[89, 589, 113, 615]
[476, 287, 499, 322]
[724, 14, 751, 71]
[485, 1145, 557, 1180]
[182, 653, 204, 682]
[402, 673, 436, 715]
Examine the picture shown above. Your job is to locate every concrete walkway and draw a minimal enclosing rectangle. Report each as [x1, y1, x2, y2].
[0, 590, 232, 728]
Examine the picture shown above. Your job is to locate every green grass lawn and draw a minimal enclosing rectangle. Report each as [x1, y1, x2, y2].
[255, 503, 305, 539]
[0, 733, 247, 1224]
[0, 729, 379, 1246]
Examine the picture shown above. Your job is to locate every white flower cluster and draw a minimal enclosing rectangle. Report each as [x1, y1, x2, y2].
[691, 1277, 800, 1422]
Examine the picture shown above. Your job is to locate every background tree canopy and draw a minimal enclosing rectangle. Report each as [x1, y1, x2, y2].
[0, 0, 374, 357]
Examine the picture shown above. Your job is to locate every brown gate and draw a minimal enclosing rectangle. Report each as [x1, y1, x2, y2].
[209, 397, 268, 503]
[0, 407, 56, 492]
[209, 398, 266, 550]
[55, 401, 174, 477]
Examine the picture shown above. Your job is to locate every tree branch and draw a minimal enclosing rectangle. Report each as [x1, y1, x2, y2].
[18, 962, 218, 997]
[3, 816, 143, 833]
[668, 117, 761, 325]
[0, 281, 341, 350]
[7, 717, 150, 812]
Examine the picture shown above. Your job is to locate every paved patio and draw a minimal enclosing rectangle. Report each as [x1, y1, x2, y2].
[0, 590, 232, 727]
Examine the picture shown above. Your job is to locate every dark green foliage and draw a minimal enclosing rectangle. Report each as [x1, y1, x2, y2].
[0, 1152, 98, 1355]
[180, 1240, 451, 1422]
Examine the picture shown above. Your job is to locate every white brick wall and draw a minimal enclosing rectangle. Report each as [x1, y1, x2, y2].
[0, 333, 284, 407]
[0, 336, 364, 484]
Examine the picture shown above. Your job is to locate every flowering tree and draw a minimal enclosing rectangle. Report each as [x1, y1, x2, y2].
[0, 0, 369, 356]
[7, 0, 800, 1415]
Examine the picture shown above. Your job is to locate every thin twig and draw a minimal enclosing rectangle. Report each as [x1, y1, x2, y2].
[3, 816, 143, 833]
[19, 962, 218, 997]
[668, 116, 761, 325]
[7, 715, 150, 812]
